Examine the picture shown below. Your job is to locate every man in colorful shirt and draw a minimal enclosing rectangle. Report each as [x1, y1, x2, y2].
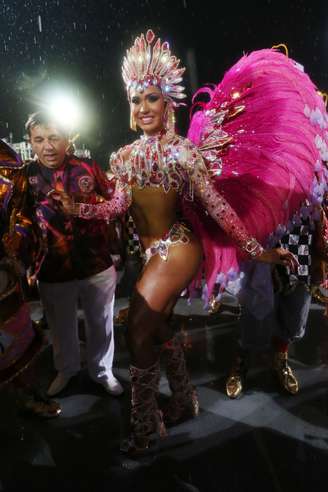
[0, 138, 61, 417]
[25, 111, 123, 397]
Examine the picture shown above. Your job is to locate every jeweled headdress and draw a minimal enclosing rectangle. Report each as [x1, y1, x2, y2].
[122, 29, 186, 107]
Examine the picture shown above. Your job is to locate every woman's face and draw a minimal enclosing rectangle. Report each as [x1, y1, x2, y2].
[130, 86, 166, 135]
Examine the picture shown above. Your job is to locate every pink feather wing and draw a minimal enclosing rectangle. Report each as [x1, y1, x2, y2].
[186, 49, 328, 300]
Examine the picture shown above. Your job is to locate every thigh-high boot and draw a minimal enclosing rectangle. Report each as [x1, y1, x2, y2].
[121, 359, 167, 454]
[161, 333, 199, 425]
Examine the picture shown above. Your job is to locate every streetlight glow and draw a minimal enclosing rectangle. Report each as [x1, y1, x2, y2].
[47, 92, 83, 130]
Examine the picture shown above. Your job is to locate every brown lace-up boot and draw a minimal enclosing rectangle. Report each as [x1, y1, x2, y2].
[121, 360, 167, 455]
[161, 334, 199, 425]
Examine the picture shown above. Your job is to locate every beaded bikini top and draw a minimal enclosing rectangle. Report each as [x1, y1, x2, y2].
[110, 132, 208, 200]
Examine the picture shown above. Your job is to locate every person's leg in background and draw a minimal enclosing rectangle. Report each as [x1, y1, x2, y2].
[226, 304, 276, 398]
[79, 265, 123, 396]
[272, 283, 311, 394]
[226, 263, 276, 398]
[39, 280, 80, 396]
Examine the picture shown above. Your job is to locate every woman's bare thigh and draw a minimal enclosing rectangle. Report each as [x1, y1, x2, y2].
[135, 236, 202, 314]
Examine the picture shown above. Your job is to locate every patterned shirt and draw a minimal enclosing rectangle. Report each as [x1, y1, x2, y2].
[277, 217, 314, 288]
[25, 155, 115, 283]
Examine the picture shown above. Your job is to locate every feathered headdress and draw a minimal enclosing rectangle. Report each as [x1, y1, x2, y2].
[122, 29, 186, 107]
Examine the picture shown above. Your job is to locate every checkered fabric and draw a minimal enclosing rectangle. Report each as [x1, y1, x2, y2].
[279, 218, 314, 285]
[125, 214, 141, 256]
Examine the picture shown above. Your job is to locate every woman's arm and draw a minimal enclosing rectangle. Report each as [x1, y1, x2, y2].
[53, 182, 131, 221]
[194, 171, 264, 257]
[52, 155, 132, 221]
[181, 141, 263, 257]
[184, 142, 297, 269]
[75, 182, 132, 220]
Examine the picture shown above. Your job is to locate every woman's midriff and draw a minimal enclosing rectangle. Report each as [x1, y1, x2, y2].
[131, 186, 181, 250]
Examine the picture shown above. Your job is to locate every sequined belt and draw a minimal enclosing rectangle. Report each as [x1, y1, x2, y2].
[144, 222, 191, 263]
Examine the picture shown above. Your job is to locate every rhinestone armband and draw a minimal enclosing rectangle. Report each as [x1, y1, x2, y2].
[244, 238, 264, 258]
[76, 203, 93, 219]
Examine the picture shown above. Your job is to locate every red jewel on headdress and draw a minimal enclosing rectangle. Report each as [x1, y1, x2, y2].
[162, 41, 169, 51]
[146, 29, 155, 44]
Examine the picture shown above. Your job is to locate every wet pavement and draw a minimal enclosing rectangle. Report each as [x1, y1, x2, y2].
[1, 292, 328, 491]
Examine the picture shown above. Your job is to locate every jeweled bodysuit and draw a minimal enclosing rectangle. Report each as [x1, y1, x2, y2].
[107, 131, 263, 262]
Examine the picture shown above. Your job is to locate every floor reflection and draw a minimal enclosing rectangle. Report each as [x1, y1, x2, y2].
[1, 296, 328, 491]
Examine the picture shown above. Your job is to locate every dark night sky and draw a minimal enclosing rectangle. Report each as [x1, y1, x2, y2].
[1, 0, 328, 164]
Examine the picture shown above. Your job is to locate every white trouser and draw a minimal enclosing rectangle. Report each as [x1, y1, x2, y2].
[39, 265, 117, 383]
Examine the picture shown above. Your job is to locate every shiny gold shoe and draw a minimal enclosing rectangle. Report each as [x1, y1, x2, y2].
[226, 373, 243, 399]
[114, 306, 129, 326]
[273, 351, 299, 395]
[23, 397, 62, 418]
[225, 351, 248, 399]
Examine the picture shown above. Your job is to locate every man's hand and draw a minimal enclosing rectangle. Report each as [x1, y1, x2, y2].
[49, 190, 76, 215]
[2, 231, 22, 257]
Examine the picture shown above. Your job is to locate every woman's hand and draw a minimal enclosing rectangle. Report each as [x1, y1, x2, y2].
[257, 247, 299, 272]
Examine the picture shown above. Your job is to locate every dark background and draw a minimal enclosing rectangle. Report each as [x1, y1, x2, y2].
[1, 0, 328, 164]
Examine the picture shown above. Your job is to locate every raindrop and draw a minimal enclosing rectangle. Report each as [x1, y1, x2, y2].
[37, 14, 42, 32]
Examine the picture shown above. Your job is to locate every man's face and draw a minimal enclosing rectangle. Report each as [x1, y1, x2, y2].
[29, 124, 69, 169]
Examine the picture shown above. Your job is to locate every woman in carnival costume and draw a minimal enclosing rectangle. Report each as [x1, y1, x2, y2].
[0, 139, 61, 418]
[73, 31, 325, 454]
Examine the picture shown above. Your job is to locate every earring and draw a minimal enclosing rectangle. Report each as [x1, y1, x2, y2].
[130, 111, 137, 131]
[164, 103, 176, 138]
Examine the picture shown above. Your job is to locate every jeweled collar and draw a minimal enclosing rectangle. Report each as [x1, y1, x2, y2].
[141, 128, 167, 141]
[140, 128, 176, 145]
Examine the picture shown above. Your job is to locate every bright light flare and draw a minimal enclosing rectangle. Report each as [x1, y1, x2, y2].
[47, 93, 83, 130]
